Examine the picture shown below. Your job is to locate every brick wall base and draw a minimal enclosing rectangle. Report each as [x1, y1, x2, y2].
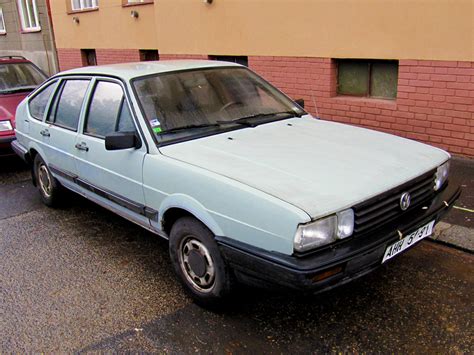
[56, 49, 474, 157]
[250, 57, 474, 157]
[95, 49, 140, 65]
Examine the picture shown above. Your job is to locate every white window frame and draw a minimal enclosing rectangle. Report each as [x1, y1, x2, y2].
[71, 0, 99, 11]
[0, 8, 6, 34]
[17, 0, 41, 32]
[126, 0, 151, 3]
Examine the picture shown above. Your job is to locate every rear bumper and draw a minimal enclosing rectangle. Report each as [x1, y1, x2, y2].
[0, 135, 16, 155]
[10, 139, 29, 162]
[217, 182, 461, 292]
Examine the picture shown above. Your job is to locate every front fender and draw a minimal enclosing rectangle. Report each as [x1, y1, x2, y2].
[158, 193, 225, 236]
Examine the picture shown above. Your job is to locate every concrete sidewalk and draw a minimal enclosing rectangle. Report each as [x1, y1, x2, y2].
[429, 156, 474, 252]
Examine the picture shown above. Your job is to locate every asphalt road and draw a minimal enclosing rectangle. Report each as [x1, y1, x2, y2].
[1, 157, 473, 353]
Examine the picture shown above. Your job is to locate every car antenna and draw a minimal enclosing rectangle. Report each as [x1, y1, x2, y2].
[311, 94, 321, 120]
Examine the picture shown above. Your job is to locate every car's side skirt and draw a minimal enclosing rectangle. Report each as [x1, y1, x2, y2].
[48, 164, 167, 239]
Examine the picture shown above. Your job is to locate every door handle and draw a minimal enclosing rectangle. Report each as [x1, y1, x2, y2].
[40, 129, 50, 137]
[75, 142, 89, 152]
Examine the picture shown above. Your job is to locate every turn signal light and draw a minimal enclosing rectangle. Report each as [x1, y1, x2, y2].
[311, 265, 344, 283]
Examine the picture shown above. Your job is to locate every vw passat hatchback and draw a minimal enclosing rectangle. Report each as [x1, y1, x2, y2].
[12, 61, 460, 306]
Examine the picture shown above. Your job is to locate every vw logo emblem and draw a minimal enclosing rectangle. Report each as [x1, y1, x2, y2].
[400, 192, 411, 211]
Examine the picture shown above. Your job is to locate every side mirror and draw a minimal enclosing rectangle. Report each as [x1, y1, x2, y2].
[105, 131, 141, 151]
[295, 98, 305, 109]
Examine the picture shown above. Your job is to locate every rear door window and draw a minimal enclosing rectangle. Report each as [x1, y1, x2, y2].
[84, 81, 135, 138]
[28, 81, 57, 120]
[48, 79, 90, 131]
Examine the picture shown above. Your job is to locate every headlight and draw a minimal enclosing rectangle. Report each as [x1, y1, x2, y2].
[0, 120, 13, 132]
[294, 209, 354, 252]
[434, 160, 450, 191]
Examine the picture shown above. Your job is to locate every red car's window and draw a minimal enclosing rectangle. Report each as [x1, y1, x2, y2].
[0, 63, 46, 94]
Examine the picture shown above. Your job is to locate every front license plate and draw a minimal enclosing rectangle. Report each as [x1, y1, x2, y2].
[382, 220, 435, 263]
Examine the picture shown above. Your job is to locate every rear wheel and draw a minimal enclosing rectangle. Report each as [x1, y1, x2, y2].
[34, 155, 62, 207]
[169, 216, 234, 307]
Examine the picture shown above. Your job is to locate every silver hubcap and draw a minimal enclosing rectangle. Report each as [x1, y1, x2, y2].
[178, 237, 216, 292]
[38, 164, 52, 198]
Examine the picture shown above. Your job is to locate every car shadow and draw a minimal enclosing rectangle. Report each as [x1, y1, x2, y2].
[22, 181, 467, 353]
[68, 193, 416, 353]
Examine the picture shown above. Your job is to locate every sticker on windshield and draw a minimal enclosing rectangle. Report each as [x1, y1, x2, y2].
[150, 119, 162, 133]
[150, 119, 161, 127]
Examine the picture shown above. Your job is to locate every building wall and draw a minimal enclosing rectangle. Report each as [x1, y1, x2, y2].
[51, 0, 156, 50]
[0, 0, 58, 75]
[50, 0, 473, 62]
[48, 0, 474, 157]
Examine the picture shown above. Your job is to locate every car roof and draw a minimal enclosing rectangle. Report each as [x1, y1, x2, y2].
[0, 56, 32, 64]
[56, 60, 242, 81]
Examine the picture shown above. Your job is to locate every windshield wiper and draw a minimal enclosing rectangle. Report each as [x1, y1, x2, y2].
[159, 123, 222, 134]
[218, 110, 303, 127]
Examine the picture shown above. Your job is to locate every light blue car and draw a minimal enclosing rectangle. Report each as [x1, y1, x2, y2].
[12, 60, 460, 306]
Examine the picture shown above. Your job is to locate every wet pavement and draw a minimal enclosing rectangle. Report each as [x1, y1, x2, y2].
[1, 156, 473, 353]
[444, 157, 474, 229]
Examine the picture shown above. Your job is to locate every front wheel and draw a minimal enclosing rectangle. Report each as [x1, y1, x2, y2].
[34, 155, 62, 207]
[169, 216, 234, 307]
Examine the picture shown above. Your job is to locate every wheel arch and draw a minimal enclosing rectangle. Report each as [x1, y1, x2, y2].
[159, 194, 225, 238]
[27, 143, 47, 186]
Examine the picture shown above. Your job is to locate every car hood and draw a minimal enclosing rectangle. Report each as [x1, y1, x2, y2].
[160, 117, 449, 218]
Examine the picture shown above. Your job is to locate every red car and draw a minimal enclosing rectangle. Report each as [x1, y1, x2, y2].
[0, 56, 47, 155]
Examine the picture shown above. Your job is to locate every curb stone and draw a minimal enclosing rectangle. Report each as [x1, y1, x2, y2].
[431, 221, 474, 252]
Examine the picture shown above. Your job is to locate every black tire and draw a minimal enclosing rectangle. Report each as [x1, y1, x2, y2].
[169, 216, 234, 308]
[34, 154, 62, 207]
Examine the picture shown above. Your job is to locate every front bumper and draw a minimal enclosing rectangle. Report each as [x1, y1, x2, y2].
[217, 181, 461, 292]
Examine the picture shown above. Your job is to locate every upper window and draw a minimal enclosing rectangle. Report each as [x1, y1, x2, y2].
[85, 81, 135, 138]
[71, 0, 98, 11]
[124, 0, 153, 4]
[209, 55, 248, 67]
[336, 59, 398, 99]
[0, 62, 47, 94]
[49, 80, 90, 131]
[0, 8, 6, 34]
[29, 81, 57, 120]
[17, 0, 41, 32]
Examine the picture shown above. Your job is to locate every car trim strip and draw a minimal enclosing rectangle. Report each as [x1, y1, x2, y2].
[48, 164, 159, 221]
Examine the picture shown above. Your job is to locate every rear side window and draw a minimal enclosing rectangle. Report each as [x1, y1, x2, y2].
[49, 80, 90, 130]
[29, 82, 57, 120]
[85, 81, 135, 138]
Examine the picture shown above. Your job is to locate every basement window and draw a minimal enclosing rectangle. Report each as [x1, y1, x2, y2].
[71, 0, 98, 11]
[81, 49, 97, 66]
[17, 0, 41, 32]
[140, 49, 159, 61]
[209, 55, 248, 67]
[337, 59, 398, 99]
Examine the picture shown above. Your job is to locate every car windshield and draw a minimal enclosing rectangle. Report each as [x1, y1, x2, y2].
[132, 67, 305, 143]
[0, 62, 47, 94]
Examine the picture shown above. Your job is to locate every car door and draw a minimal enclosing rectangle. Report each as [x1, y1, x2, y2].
[40, 78, 91, 177]
[74, 78, 149, 225]
[24, 79, 58, 147]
